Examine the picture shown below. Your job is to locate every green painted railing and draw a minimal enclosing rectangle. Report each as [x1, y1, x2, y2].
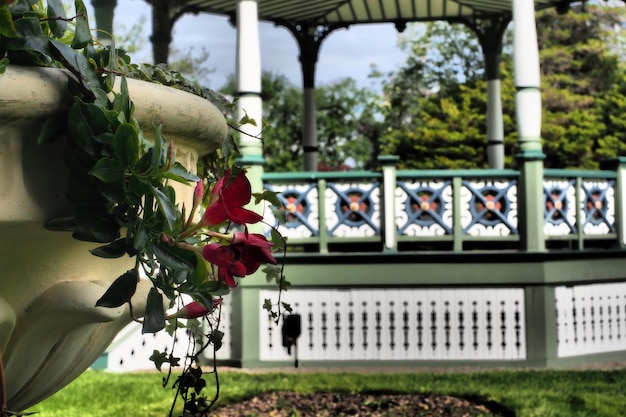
[262, 162, 623, 253]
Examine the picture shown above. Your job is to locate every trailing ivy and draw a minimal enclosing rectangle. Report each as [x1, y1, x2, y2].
[0, 1, 287, 416]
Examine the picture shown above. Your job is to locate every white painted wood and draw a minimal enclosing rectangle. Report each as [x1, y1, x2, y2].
[103, 302, 232, 372]
[236, 0, 263, 155]
[556, 282, 626, 357]
[260, 288, 527, 361]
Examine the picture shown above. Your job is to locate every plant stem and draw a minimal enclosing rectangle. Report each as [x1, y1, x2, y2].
[0, 351, 8, 417]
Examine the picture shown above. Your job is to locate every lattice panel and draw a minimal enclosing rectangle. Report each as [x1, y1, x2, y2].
[259, 288, 526, 361]
[104, 302, 232, 372]
[460, 179, 518, 236]
[581, 179, 616, 235]
[544, 179, 577, 236]
[324, 181, 381, 237]
[263, 182, 320, 239]
[395, 179, 453, 236]
[555, 282, 626, 357]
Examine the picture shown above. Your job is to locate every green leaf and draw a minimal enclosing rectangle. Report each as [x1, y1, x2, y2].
[0, 57, 8, 74]
[150, 185, 178, 232]
[209, 330, 224, 352]
[133, 224, 149, 251]
[112, 77, 132, 118]
[49, 40, 101, 95]
[150, 124, 166, 170]
[270, 227, 285, 250]
[73, 211, 120, 243]
[0, 6, 17, 38]
[95, 270, 138, 308]
[37, 115, 67, 145]
[90, 238, 131, 258]
[253, 189, 282, 207]
[89, 157, 124, 183]
[43, 216, 76, 232]
[71, 0, 91, 49]
[14, 16, 43, 37]
[162, 162, 200, 183]
[187, 252, 211, 287]
[149, 350, 169, 372]
[113, 122, 139, 166]
[142, 288, 165, 334]
[1, 35, 52, 66]
[67, 99, 98, 155]
[151, 244, 194, 272]
[47, 0, 67, 38]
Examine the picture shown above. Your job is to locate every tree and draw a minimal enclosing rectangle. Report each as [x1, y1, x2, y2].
[537, 5, 626, 169]
[379, 21, 494, 169]
[221, 72, 380, 172]
[113, 15, 214, 85]
[380, 5, 626, 170]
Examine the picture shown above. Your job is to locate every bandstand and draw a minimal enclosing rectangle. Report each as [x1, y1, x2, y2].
[91, 0, 626, 370]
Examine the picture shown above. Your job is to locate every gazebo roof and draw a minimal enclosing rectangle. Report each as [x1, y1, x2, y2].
[172, 0, 571, 26]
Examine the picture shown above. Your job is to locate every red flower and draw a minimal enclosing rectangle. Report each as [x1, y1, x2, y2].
[201, 233, 276, 286]
[202, 243, 247, 287]
[202, 170, 262, 227]
[167, 299, 223, 319]
[232, 232, 277, 274]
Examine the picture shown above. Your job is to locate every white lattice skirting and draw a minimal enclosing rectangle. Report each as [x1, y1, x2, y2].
[102, 301, 232, 372]
[556, 282, 626, 357]
[259, 288, 527, 361]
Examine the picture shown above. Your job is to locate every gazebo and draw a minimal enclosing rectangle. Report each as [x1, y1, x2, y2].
[88, 1, 626, 371]
[90, 0, 568, 172]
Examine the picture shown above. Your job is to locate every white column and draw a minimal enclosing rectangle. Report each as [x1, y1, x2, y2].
[236, 0, 263, 161]
[513, 0, 542, 156]
[513, 0, 545, 252]
[303, 88, 318, 171]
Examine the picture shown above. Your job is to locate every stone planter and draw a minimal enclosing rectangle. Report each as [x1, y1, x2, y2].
[0, 66, 227, 411]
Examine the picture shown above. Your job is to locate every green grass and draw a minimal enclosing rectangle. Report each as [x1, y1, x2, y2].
[25, 368, 626, 417]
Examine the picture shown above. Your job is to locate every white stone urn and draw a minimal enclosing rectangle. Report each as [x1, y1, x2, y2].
[0, 66, 227, 411]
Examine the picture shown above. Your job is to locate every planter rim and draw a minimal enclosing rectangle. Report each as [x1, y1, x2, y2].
[0, 65, 228, 155]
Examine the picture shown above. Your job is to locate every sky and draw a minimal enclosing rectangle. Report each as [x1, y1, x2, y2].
[86, 0, 408, 91]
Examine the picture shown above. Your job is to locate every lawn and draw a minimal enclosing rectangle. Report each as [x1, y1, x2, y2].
[25, 367, 626, 417]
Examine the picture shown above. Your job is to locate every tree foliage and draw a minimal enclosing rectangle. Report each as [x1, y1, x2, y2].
[221, 72, 379, 172]
[381, 5, 626, 170]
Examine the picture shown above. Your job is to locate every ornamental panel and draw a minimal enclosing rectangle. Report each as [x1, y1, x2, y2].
[324, 181, 381, 238]
[395, 179, 453, 236]
[543, 179, 577, 236]
[460, 180, 518, 236]
[581, 180, 616, 235]
[263, 183, 320, 239]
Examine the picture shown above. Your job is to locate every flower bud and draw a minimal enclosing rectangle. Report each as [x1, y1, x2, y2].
[171, 301, 210, 319]
[193, 181, 204, 207]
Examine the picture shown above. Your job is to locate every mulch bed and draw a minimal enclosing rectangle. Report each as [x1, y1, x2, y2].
[208, 391, 512, 416]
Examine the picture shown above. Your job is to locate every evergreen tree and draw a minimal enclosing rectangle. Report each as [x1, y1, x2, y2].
[380, 5, 626, 170]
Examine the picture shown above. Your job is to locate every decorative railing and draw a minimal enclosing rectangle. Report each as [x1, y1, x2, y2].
[543, 170, 617, 241]
[95, 162, 626, 371]
[259, 288, 526, 361]
[100, 281, 626, 369]
[263, 167, 620, 252]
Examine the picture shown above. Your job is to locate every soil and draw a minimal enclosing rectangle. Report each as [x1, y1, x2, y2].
[208, 391, 512, 416]
[205, 362, 626, 416]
